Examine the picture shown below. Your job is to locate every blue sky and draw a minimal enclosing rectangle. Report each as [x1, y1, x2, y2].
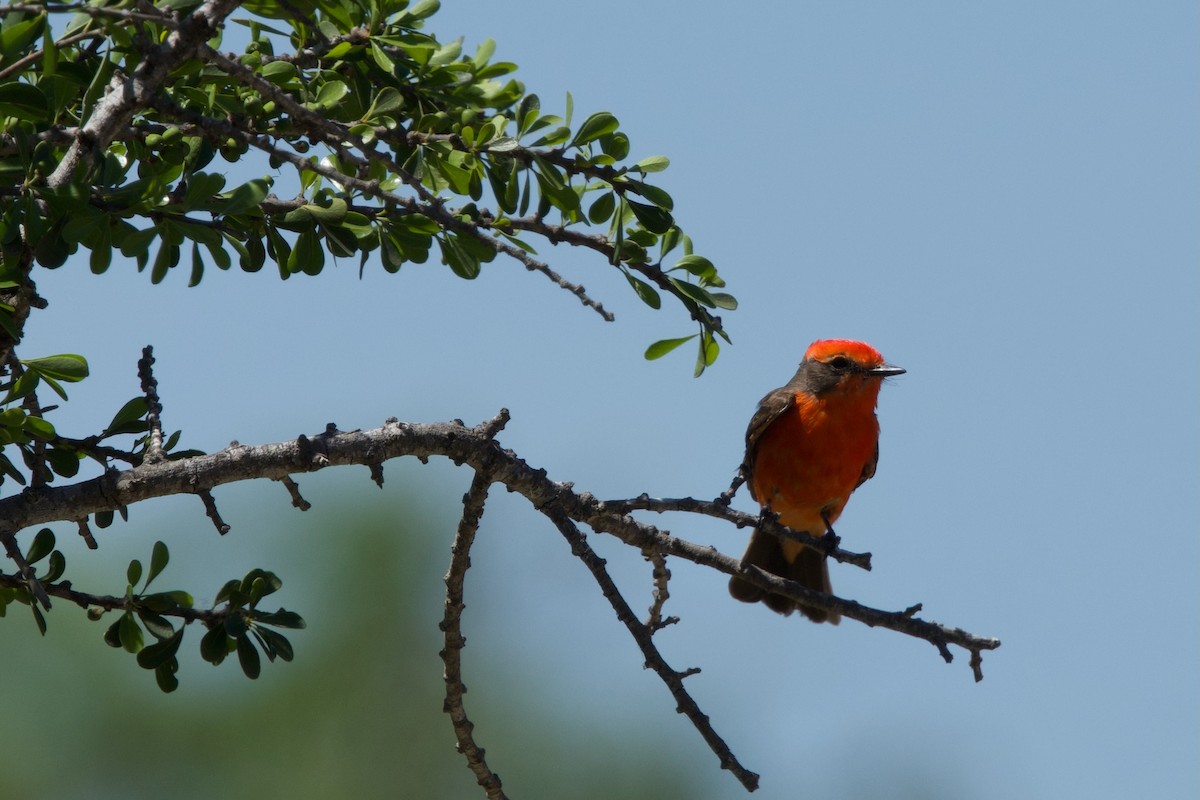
[14, 1, 1198, 798]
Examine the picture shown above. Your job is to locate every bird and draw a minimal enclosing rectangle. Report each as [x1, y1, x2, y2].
[728, 339, 904, 623]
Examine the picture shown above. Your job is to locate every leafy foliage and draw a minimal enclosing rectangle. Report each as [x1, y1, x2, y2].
[0, 0, 734, 373]
[0, 0, 734, 695]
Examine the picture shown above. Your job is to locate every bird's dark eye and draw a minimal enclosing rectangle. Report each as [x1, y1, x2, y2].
[828, 355, 852, 370]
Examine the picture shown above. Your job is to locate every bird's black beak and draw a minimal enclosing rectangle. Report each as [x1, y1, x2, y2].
[870, 364, 906, 377]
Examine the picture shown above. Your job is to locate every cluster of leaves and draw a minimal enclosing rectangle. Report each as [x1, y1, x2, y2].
[0, 0, 734, 374]
[0, 352, 198, 490]
[99, 542, 304, 693]
[0, 353, 89, 484]
[0, 526, 65, 628]
[0, 351, 302, 693]
[1, 530, 304, 693]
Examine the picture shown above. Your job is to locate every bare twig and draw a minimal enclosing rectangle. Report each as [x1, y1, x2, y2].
[275, 476, 312, 510]
[604, 494, 873, 571]
[138, 346, 165, 463]
[541, 504, 758, 791]
[644, 549, 677, 632]
[197, 489, 229, 535]
[440, 467, 507, 800]
[75, 518, 98, 550]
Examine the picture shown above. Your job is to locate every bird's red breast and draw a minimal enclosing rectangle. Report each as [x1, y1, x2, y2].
[750, 386, 883, 559]
[729, 339, 902, 621]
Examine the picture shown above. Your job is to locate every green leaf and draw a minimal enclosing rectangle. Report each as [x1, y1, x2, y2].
[0, 82, 48, 122]
[253, 608, 306, 629]
[145, 541, 169, 589]
[587, 192, 616, 225]
[636, 155, 670, 173]
[21, 354, 88, 382]
[516, 93, 540, 134]
[644, 335, 697, 361]
[237, 635, 261, 679]
[695, 332, 720, 377]
[709, 292, 739, 310]
[25, 528, 55, 565]
[1, 12, 47, 65]
[42, 550, 66, 582]
[224, 613, 248, 638]
[570, 112, 618, 147]
[438, 235, 480, 279]
[253, 627, 295, 662]
[119, 612, 144, 653]
[139, 590, 193, 613]
[188, 243, 205, 287]
[368, 41, 395, 73]
[632, 181, 673, 211]
[408, 0, 441, 21]
[623, 272, 661, 309]
[22, 415, 54, 440]
[104, 397, 149, 436]
[200, 625, 231, 665]
[136, 609, 175, 641]
[38, 373, 69, 402]
[659, 227, 682, 258]
[288, 228, 325, 275]
[600, 131, 630, 160]
[4, 369, 38, 402]
[183, 172, 227, 211]
[671, 254, 717, 280]
[627, 199, 674, 234]
[45, 448, 81, 478]
[670, 278, 717, 308]
[472, 37, 496, 67]
[220, 178, 270, 216]
[155, 661, 180, 693]
[136, 627, 182, 669]
[127, 558, 142, 587]
[314, 80, 349, 110]
[363, 86, 403, 121]
[104, 618, 123, 648]
[259, 60, 297, 85]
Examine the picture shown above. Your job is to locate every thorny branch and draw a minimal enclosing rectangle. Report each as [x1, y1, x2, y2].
[541, 502, 758, 790]
[441, 461, 508, 800]
[0, 407, 1001, 791]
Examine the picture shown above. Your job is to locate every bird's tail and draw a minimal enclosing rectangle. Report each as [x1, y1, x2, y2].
[728, 531, 841, 624]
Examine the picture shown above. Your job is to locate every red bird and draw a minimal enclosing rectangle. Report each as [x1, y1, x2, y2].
[728, 340, 904, 622]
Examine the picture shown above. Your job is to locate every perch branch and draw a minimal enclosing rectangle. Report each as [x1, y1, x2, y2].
[0, 413, 1001, 679]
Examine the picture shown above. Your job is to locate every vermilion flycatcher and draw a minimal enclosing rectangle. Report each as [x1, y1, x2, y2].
[728, 339, 904, 623]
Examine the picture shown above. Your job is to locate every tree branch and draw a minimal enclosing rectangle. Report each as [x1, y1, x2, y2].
[0, 415, 1000, 674]
[540, 502, 759, 791]
[440, 465, 508, 800]
[46, 0, 241, 188]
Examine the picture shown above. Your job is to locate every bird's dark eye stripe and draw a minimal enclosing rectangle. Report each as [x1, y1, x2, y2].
[828, 355, 852, 369]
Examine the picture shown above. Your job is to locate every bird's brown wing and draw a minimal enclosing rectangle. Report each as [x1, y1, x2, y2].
[741, 386, 796, 503]
[854, 440, 880, 489]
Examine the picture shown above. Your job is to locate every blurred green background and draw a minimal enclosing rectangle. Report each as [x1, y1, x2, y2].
[0, 469, 718, 800]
